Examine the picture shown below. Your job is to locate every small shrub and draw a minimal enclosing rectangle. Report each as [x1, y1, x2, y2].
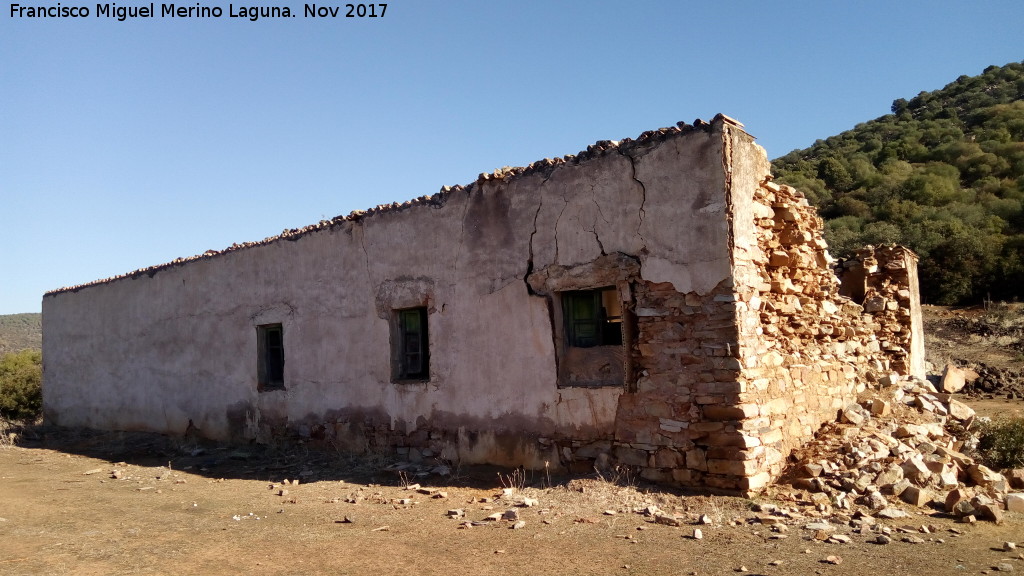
[974, 417, 1024, 469]
[0, 350, 42, 421]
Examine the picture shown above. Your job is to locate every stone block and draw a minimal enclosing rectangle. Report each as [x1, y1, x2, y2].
[701, 405, 748, 421]
[614, 447, 650, 467]
[654, 448, 684, 468]
[875, 465, 903, 487]
[947, 399, 975, 422]
[706, 459, 745, 476]
[945, 488, 973, 513]
[869, 399, 891, 417]
[940, 364, 966, 393]
[967, 464, 1006, 488]
[741, 471, 772, 492]
[888, 478, 911, 497]
[574, 440, 611, 460]
[685, 449, 708, 472]
[1006, 493, 1024, 513]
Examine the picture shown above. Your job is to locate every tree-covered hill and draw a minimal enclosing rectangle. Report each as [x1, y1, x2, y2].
[772, 61, 1024, 305]
[0, 313, 42, 355]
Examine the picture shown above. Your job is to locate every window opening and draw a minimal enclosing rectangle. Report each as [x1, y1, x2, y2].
[395, 307, 429, 381]
[563, 288, 623, 348]
[257, 324, 284, 390]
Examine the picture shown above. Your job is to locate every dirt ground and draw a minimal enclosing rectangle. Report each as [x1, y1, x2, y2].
[2, 306, 1023, 576]
[0, 428, 1021, 576]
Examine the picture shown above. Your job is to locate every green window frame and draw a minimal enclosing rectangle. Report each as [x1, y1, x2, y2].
[562, 287, 623, 348]
[395, 307, 429, 381]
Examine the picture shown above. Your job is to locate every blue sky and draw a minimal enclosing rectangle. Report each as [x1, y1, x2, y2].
[2, 1, 1022, 314]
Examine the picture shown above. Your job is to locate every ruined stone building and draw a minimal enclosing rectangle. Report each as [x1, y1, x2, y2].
[43, 115, 924, 494]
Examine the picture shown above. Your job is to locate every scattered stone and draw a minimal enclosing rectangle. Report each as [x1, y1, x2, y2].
[823, 555, 843, 565]
[941, 364, 967, 393]
[900, 486, 931, 508]
[873, 535, 892, 545]
[947, 399, 975, 421]
[520, 497, 539, 507]
[654, 514, 683, 527]
[876, 508, 908, 519]
[994, 563, 1014, 572]
[1006, 493, 1024, 513]
[502, 509, 519, 521]
[511, 521, 526, 530]
[973, 501, 1005, 525]
[828, 534, 851, 544]
[82, 468, 102, 475]
[902, 535, 925, 544]
[446, 509, 464, 518]
[698, 514, 713, 525]
[1004, 542, 1017, 552]
[603, 510, 617, 516]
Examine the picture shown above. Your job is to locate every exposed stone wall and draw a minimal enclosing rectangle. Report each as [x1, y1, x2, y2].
[837, 245, 926, 379]
[729, 175, 884, 491]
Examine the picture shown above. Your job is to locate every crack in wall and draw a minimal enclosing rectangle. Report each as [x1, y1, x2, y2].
[356, 222, 374, 290]
[552, 191, 570, 265]
[588, 196, 609, 256]
[619, 150, 648, 245]
[453, 187, 472, 283]
[721, 128, 736, 260]
[525, 188, 545, 294]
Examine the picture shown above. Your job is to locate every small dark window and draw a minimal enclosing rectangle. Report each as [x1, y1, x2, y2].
[394, 307, 429, 381]
[257, 324, 285, 390]
[563, 288, 623, 348]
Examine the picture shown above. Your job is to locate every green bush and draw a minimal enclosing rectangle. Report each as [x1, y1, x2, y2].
[0, 350, 42, 421]
[975, 417, 1024, 470]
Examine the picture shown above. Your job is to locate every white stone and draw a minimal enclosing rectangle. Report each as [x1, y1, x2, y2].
[1006, 493, 1024, 513]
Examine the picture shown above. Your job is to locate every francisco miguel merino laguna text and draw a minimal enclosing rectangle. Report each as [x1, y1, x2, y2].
[9, 3, 388, 21]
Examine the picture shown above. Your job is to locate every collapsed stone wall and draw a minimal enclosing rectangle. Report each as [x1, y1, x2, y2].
[728, 179, 901, 491]
[837, 245, 926, 379]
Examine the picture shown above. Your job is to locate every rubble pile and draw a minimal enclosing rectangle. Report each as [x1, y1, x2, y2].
[778, 376, 1024, 524]
[959, 363, 1024, 400]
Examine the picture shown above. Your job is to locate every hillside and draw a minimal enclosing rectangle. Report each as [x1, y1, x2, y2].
[772, 61, 1024, 305]
[0, 313, 42, 354]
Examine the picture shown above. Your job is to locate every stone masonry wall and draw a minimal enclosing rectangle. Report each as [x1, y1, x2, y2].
[729, 178, 891, 491]
[612, 278, 746, 491]
[837, 245, 926, 379]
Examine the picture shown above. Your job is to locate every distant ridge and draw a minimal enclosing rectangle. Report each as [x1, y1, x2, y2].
[0, 313, 42, 355]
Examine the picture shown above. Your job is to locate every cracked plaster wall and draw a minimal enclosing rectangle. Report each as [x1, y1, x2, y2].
[43, 120, 738, 471]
